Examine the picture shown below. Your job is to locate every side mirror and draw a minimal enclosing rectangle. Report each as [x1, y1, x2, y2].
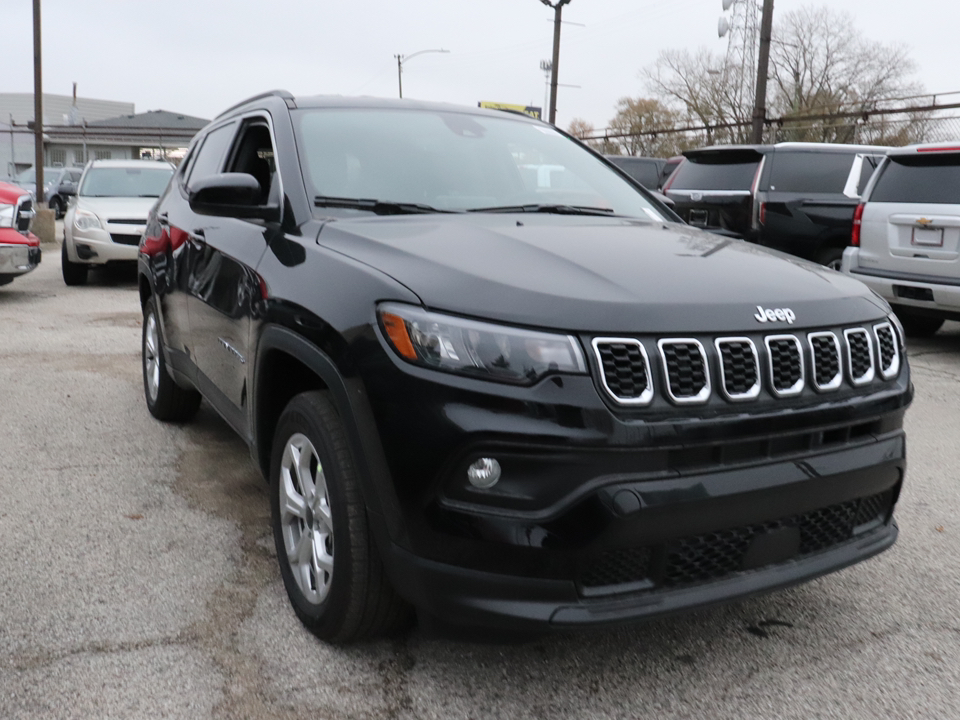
[188, 173, 280, 221]
[60, 181, 77, 196]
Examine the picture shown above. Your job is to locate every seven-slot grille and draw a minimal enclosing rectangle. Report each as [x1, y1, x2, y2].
[592, 323, 900, 406]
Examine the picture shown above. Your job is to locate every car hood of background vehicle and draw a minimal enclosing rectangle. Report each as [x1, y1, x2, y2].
[315, 214, 887, 334]
[75, 196, 157, 222]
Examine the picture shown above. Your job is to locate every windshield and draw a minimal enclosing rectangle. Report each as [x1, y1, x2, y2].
[79, 166, 174, 198]
[294, 108, 667, 219]
[14, 167, 58, 185]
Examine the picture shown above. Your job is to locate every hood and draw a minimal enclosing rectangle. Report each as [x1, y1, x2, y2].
[316, 214, 887, 334]
[0, 182, 29, 204]
[76, 196, 158, 224]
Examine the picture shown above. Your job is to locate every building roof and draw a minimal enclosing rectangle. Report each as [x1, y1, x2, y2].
[86, 109, 209, 131]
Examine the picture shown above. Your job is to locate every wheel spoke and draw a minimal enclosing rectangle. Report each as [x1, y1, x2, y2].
[314, 498, 333, 534]
[279, 468, 307, 521]
[313, 533, 334, 575]
[297, 443, 316, 505]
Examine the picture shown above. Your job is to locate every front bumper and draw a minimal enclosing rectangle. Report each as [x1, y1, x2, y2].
[66, 226, 142, 265]
[382, 431, 904, 631]
[0, 236, 41, 280]
[843, 247, 960, 319]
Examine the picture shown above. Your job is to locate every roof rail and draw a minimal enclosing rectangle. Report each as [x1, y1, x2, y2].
[214, 90, 295, 119]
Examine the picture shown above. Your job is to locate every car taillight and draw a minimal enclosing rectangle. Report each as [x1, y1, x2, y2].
[851, 203, 865, 246]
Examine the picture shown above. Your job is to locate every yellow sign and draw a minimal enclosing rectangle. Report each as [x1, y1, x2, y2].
[478, 102, 542, 120]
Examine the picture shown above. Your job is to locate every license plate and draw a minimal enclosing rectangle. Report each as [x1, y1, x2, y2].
[688, 209, 708, 227]
[912, 227, 943, 247]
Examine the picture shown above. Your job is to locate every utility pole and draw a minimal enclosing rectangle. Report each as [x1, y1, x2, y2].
[750, 0, 774, 143]
[394, 54, 403, 99]
[540, 0, 571, 125]
[33, 0, 43, 192]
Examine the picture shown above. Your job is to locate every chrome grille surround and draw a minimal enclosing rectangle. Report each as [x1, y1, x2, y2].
[657, 338, 711, 404]
[592, 338, 653, 406]
[764, 334, 805, 397]
[844, 328, 876, 386]
[807, 331, 843, 392]
[873, 322, 900, 380]
[714, 337, 760, 401]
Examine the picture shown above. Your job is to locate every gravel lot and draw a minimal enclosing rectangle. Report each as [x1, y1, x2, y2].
[1, 240, 958, 719]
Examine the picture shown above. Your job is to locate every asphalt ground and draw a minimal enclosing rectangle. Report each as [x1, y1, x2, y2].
[1, 235, 958, 719]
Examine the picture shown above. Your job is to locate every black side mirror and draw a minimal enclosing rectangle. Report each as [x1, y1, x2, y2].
[188, 173, 280, 221]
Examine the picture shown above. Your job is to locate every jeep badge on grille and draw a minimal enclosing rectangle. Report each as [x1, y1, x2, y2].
[754, 305, 796, 324]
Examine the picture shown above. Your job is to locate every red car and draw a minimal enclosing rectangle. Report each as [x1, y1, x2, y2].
[0, 181, 40, 286]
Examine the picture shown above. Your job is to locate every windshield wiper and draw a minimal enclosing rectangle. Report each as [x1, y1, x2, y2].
[466, 203, 616, 216]
[314, 196, 459, 215]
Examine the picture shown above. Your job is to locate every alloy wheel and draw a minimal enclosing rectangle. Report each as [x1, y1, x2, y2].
[143, 312, 161, 403]
[279, 433, 334, 605]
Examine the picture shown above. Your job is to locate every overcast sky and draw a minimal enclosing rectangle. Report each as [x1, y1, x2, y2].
[3, 0, 956, 130]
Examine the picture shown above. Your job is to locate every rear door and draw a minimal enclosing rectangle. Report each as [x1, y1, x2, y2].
[664, 149, 762, 238]
[858, 151, 960, 281]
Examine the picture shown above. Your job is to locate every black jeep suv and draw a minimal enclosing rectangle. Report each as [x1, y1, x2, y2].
[139, 92, 911, 643]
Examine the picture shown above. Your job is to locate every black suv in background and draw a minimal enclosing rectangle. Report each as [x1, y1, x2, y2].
[139, 93, 910, 643]
[665, 143, 887, 269]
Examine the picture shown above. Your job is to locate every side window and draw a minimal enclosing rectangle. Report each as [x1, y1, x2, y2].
[224, 119, 277, 205]
[186, 122, 237, 188]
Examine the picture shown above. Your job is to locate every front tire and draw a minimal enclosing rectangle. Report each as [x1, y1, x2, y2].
[61, 241, 88, 286]
[49, 196, 65, 219]
[142, 296, 201, 421]
[270, 391, 409, 643]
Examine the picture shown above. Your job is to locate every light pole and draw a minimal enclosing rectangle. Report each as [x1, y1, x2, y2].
[540, 0, 571, 125]
[750, 0, 775, 143]
[394, 49, 449, 99]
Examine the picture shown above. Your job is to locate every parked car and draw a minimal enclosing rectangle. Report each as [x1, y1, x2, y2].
[139, 92, 910, 643]
[842, 141, 960, 337]
[62, 159, 175, 285]
[0, 181, 40, 286]
[664, 142, 888, 269]
[13, 166, 60, 202]
[604, 155, 665, 190]
[46, 167, 83, 219]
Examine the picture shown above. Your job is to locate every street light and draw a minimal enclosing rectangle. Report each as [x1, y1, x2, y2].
[394, 48, 450, 99]
[539, 0, 572, 125]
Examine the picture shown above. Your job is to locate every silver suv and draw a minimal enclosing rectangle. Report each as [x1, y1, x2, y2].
[842, 142, 960, 337]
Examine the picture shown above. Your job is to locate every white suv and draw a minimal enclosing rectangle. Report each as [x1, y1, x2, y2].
[62, 159, 174, 286]
[842, 142, 960, 337]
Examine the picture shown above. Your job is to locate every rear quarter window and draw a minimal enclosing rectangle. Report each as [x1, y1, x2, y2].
[868, 155, 960, 204]
[766, 151, 854, 194]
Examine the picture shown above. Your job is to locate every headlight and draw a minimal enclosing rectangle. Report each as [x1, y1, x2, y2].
[378, 303, 587, 385]
[0, 203, 14, 228]
[74, 208, 102, 231]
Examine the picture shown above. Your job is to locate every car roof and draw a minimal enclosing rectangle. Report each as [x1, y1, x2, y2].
[687, 141, 889, 157]
[888, 140, 960, 156]
[86, 159, 175, 169]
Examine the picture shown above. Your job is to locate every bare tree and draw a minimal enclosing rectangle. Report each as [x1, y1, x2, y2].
[566, 118, 595, 140]
[603, 97, 688, 157]
[768, 6, 923, 143]
[637, 4, 925, 146]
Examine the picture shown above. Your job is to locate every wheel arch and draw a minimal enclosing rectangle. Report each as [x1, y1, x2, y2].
[254, 325, 406, 544]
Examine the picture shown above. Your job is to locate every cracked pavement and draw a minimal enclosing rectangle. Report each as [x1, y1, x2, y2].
[1, 245, 958, 719]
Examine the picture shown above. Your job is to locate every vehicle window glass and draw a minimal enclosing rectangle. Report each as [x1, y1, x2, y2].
[225, 121, 277, 205]
[293, 108, 666, 219]
[186, 123, 236, 186]
[78, 166, 175, 198]
[68, 170, 82, 182]
[767, 151, 853, 193]
[609, 158, 660, 189]
[858, 155, 883, 195]
[869, 154, 960, 204]
[669, 154, 760, 191]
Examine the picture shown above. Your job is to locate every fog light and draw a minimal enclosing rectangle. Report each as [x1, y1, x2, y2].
[467, 458, 501, 489]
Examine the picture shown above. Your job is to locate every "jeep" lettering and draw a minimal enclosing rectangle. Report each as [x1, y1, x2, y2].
[754, 305, 796, 324]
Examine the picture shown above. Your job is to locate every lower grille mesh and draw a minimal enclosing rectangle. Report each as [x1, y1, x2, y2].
[578, 490, 893, 591]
